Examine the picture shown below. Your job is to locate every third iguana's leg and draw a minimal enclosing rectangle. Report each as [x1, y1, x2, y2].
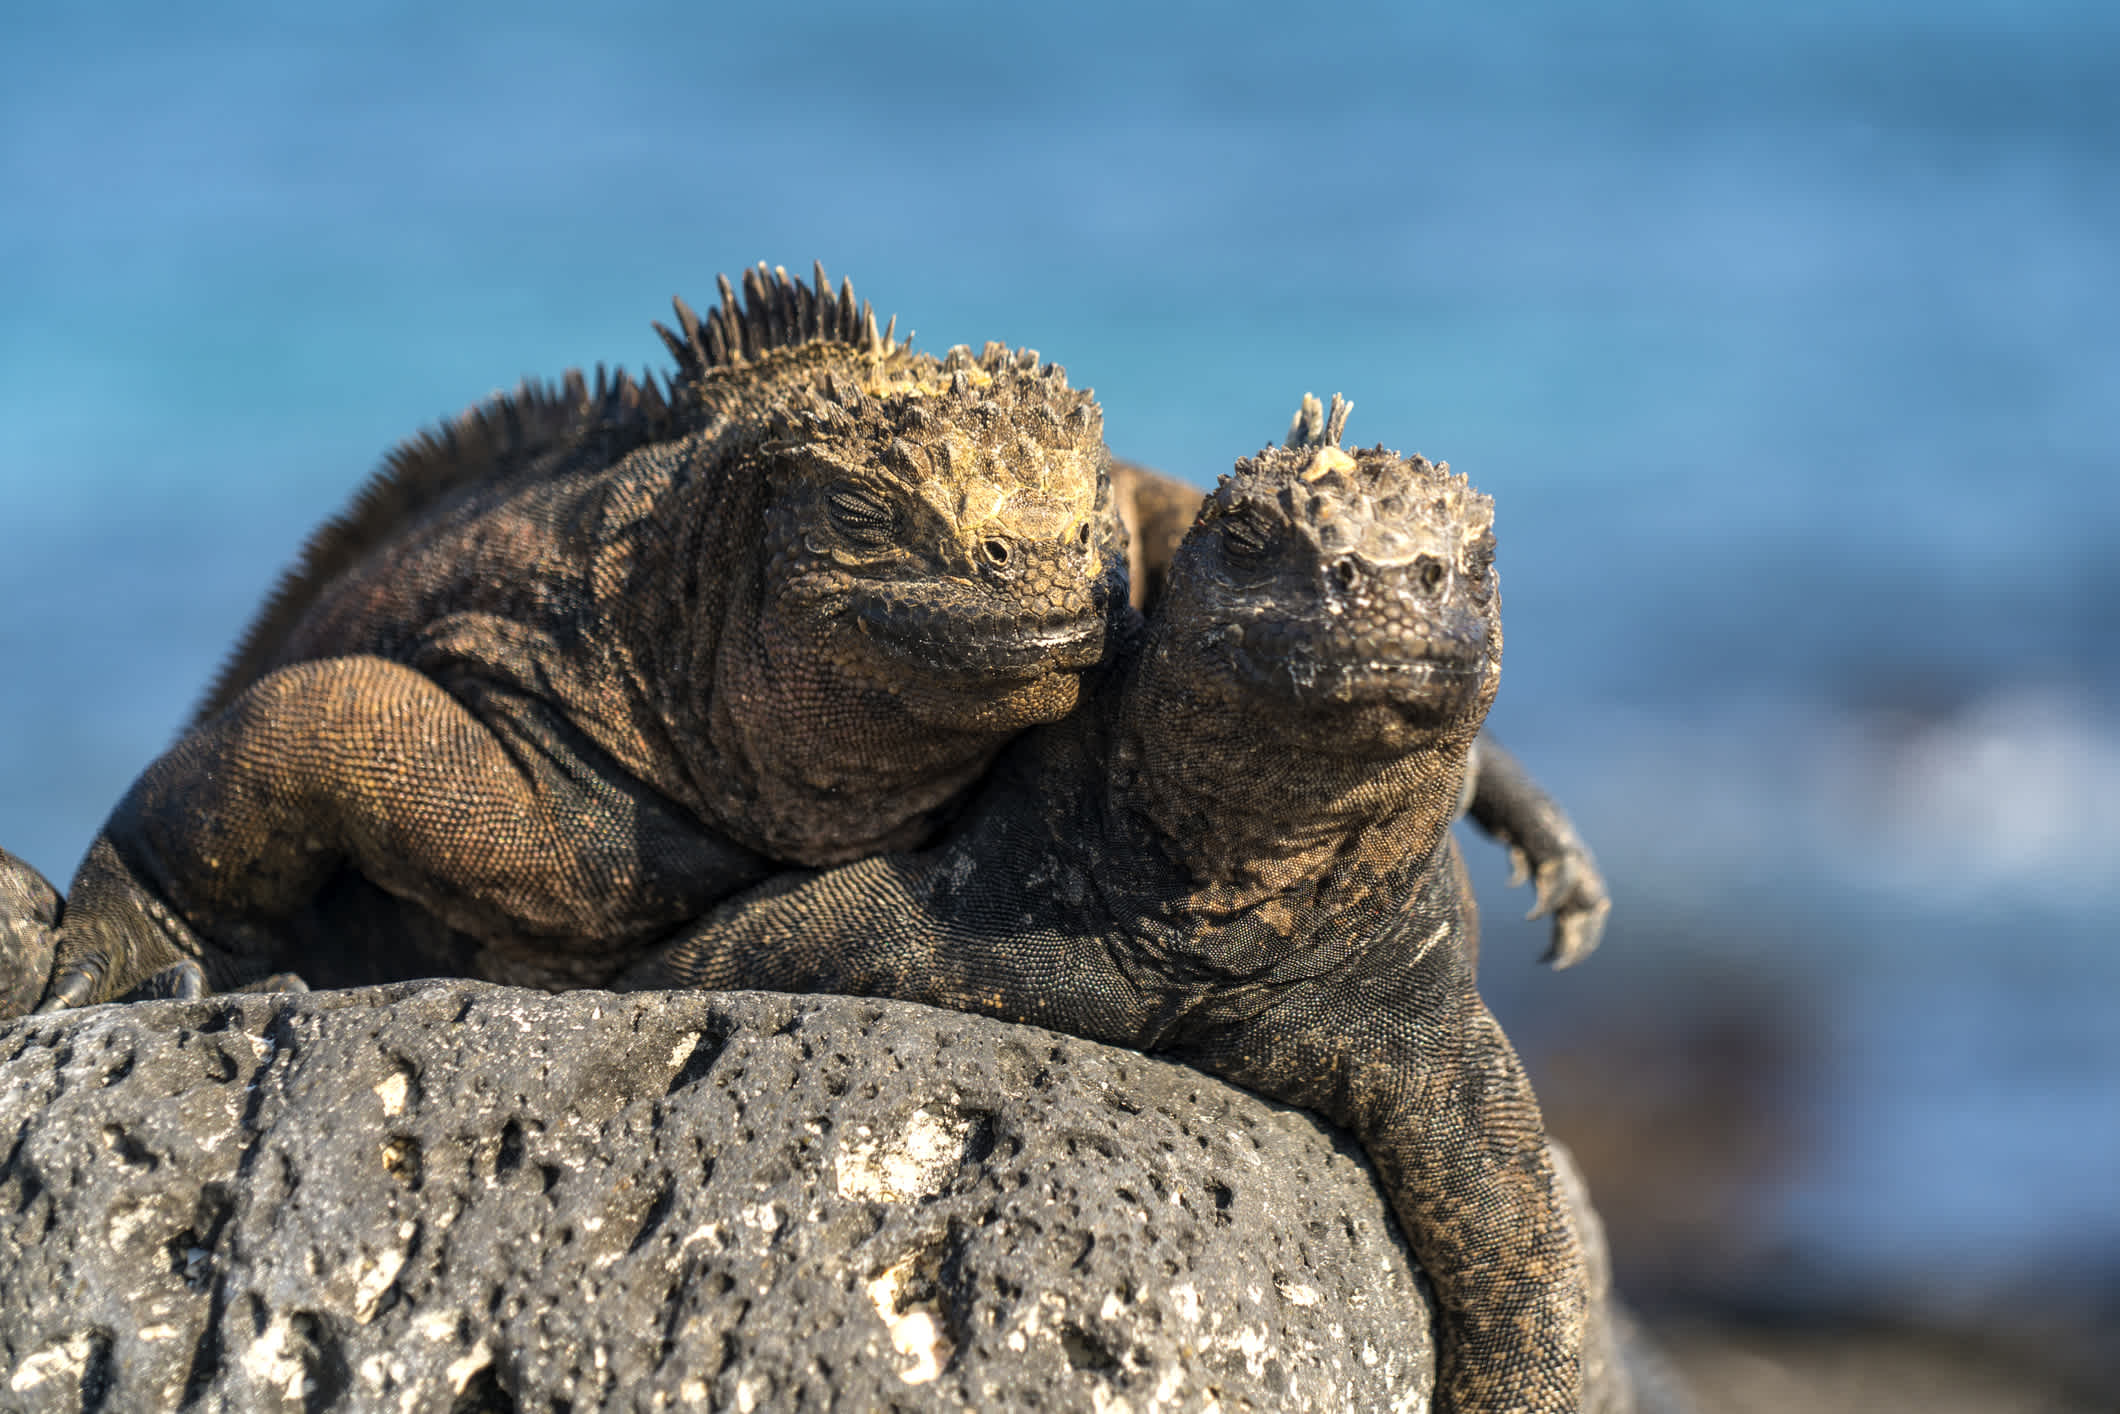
[1462, 736, 1611, 968]
[41, 654, 743, 1009]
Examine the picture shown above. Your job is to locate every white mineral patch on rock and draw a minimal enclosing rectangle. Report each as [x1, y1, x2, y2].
[351, 1243, 409, 1322]
[833, 1106, 971, 1202]
[242, 1314, 312, 1403]
[414, 1307, 459, 1341]
[9, 1333, 95, 1393]
[105, 1195, 165, 1250]
[1276, 1276, 1321, 1307]
[373, 1070, 410, 1117]
[1169, 1281, 1201, 1323]
[446, 1341, 493, 1394]
[1090, 1383, 1133, 1414]
[866, 1253, 952, 1384]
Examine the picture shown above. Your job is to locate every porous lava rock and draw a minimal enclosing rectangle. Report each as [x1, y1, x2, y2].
[0, 981, 1641, 1412]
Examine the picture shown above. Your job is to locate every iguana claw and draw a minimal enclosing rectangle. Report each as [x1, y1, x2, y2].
[1529, 852, 1611, 970]
[1463, 739, 1613, 969]
[125, 960, 208, 1002]
[35, 964, 100, 1013]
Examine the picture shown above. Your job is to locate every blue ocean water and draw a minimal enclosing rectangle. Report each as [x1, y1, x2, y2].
[3, 2, 2115, 1322]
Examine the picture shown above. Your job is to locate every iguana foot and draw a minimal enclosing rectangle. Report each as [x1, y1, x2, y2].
[231, 972, 311, 995]
[33, 836, 214, 1012]
[1465, 738, 1613, 970]
[1508, 842, 1611, 970]
[0, 847, 62, 1019]
[119, 960, 208, 1002]
[38, 953, 306, 1011]
[36, 961, 103, 1013]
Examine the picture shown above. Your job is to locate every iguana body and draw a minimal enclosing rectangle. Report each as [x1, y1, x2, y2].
[1110, 456, 1611, 965]
[3, 263, 1125, 1012]
[623, 397, 1589, 1412]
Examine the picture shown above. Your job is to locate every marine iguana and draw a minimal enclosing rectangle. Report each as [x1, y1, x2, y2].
[1110, 455, 1611, 967]
[620, 395, 1590, 1413]
[2, 262, 1128, 1014]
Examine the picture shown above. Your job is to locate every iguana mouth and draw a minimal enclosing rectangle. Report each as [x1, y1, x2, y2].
[853, 602, 1108, 677]
[1226, 620, 1490, 712]
[1294, 659, 1488, 711]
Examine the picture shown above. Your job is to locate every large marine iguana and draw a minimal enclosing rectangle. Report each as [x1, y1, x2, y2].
[1110, 454, 1611, 967]
[619, 396, 1592, 1413]
[0, 263, 1129, 1015]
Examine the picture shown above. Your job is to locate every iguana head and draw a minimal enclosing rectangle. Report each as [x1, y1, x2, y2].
[758, 343, 1120, 682]
[1159, 394, 1501, 754]
[663, 265, 1123, 729]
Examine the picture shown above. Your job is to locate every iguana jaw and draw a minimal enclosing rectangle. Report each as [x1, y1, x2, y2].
[850, 597, 1110, 677]
[1219, 599, 1495, 724]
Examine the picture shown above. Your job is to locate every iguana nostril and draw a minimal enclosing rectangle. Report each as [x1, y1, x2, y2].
[1415, 556, 1445, 595]
[982, 538, 1011, 568]
[1331, 559, 1359, 592]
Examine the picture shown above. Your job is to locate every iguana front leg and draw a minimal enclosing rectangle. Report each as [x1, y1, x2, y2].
[614, 851, 1154, 1042]
[32, 654, 742, 1012]
[1462, 736, 1611, 968]
[1174, 948, 1589, 1413]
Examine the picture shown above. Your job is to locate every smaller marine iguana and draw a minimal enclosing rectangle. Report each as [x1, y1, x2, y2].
[0, 264, 1127, 1015]
[1110, 455, 1611, 968]
[620, 396, 1590, 1413]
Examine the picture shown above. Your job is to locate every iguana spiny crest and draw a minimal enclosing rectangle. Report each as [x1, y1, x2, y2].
[666, 263, 1120, 704]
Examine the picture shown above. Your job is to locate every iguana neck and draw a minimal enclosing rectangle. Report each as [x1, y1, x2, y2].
[705, 606, 1046, 864]
[1109, 635, 1479, 912]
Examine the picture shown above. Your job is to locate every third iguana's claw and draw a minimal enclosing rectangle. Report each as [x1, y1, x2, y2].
[1528, 853, 1611, 970]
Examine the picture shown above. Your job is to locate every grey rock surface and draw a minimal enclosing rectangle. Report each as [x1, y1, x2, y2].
[0, 981, 1455, 1413]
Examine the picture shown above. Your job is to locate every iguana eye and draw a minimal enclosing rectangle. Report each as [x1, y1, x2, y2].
[826, 485, 898, 547]
[1220, 512, 1273, 564]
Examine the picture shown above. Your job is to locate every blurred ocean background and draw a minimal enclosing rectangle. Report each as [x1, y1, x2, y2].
[3, 1, 2114, 1399]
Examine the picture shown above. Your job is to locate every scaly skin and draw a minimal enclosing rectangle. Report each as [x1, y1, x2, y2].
[623, 396, 1593, 1413]
[1111, 454, 1612, 967]
[2, 263, 1127, 1012]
